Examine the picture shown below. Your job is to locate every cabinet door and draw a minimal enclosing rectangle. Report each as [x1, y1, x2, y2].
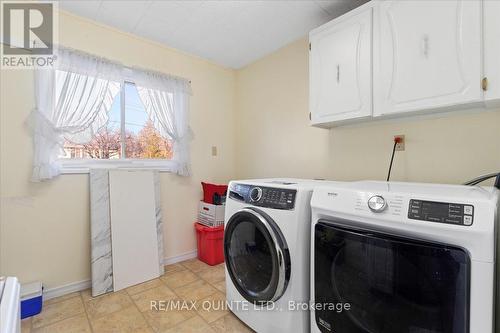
[374, 0, 482, 116]
[309, 8, 372, 126]
[484, 0, 500, 106]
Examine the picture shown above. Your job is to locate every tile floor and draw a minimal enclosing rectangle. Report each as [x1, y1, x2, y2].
[21, 259, 254, 333]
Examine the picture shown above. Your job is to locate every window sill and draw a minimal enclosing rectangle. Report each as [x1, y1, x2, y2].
[59, 159, 177, 174]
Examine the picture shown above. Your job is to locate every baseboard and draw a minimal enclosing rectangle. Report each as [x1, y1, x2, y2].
[42, 251, 197, 301]
[162, 250, 197, 266]
[43, 279, 91, 300]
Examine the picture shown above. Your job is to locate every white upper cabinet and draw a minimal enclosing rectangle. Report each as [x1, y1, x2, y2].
[373, 0, 483, 116]
[484, 0, 500, 106]
[309, 6, 372, 126]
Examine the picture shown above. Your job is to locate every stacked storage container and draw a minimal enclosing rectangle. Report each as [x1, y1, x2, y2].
[195, 182, 227, 265]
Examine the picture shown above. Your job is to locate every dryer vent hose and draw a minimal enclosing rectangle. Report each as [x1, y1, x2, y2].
[463, 172, 500, 189]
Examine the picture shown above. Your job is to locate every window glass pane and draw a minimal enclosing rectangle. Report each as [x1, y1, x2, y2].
[60, 91, 122, 159]
[60, 81, 173, 161]
[124, 83, 173, 159]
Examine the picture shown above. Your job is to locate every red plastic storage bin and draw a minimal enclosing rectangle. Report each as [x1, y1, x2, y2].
[195, 222, 224, 265]
[201, 182, 228, 204]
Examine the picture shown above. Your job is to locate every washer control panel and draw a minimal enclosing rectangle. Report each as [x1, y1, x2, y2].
[229, 183, 296, 210]
[408, 199, 474, 226]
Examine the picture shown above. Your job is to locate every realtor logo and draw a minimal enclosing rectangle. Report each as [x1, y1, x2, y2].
[1, 1, 58, 68]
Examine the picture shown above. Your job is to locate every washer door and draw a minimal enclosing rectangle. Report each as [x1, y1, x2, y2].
[224, 207, 291, 304]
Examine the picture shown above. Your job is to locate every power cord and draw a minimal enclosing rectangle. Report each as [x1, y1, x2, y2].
[386, 137, 402, 182]
[385, 138, 499, 189]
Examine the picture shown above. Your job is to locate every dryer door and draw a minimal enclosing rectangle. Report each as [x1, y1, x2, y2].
[314, 220, 471, 333]
[224, 207, 291, 304]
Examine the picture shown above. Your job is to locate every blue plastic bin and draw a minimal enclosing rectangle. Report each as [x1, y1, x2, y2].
[20, 282, 43, 319]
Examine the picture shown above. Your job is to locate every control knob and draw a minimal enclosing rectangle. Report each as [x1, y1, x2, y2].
[249, 187, 263, 202]
[368, 195, 387, 213]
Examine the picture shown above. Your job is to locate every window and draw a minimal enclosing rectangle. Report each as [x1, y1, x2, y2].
[60, 82, 173, 162]
[29, 46, 191, 181]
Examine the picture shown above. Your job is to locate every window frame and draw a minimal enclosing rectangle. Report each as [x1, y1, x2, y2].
[59, 78, 176, 174]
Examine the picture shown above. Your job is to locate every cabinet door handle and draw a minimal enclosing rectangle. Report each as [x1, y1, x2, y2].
[421, 34, 429, 58]
[336, 64, 340, 83]
[482, 77, 488, 91]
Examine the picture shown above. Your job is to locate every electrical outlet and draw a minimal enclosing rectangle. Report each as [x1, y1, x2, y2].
[394, 135, 405, 151]
[211, 146, 217, 156]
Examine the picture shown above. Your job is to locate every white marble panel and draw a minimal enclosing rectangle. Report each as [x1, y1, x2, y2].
[154, 172, 165, 275]
[90, 170, 165, 294]
[90, 169, 113, 297]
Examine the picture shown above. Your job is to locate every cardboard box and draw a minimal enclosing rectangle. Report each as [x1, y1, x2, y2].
[198, 201, 225, 227]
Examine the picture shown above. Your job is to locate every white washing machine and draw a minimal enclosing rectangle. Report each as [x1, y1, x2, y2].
[310, 181, 499, 333]
[224, 179, 341, 333]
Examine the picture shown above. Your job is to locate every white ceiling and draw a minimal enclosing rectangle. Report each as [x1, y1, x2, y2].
[59, 0, 367, 69]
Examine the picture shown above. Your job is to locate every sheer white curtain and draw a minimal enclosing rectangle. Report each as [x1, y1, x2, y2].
[28, 47, 192, 180]
[131, 69, 192, 176]
[28, 47, 122, 181]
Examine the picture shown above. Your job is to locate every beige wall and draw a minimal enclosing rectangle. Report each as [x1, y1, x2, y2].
[328, 110, 500, 183]
[235, 37, 500, 184]
[235, 38, 331, 180]
[0, 11, 236, 288]
[1, 14, 500, 291]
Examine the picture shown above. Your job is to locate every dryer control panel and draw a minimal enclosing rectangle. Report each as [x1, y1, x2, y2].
[408, 199, 474, 226]
[229, 183, 296, 210]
